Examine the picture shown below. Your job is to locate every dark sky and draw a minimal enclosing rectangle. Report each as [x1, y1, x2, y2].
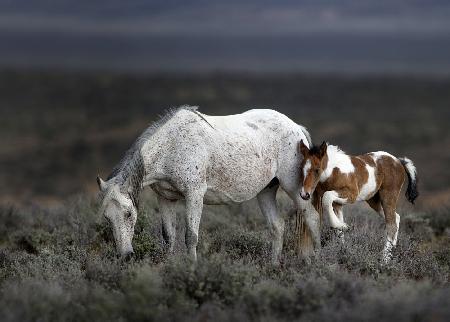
[1, 0, 450, 74]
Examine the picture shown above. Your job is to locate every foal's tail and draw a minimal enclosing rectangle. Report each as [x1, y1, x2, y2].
[399, 157, 419, 204]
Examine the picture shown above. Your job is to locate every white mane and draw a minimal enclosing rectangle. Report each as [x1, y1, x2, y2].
[101, 105, 198, 205]
[107, 105, 198, 181]
[320, 144, 355, 182]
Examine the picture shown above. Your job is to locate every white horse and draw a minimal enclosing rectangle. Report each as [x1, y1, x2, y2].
[97, 106, 320, 263]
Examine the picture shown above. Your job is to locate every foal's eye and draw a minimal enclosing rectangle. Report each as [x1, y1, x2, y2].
[315, 169, 320, 174]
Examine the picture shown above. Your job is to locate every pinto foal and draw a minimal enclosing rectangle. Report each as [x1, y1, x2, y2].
[298, 141, 418, 261]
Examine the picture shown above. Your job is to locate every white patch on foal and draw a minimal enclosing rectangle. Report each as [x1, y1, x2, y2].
[383, 212, 401, 262]
[320, 145, 355, 182]
[356, 164, 377, 201]
[371, 151, 397, 162]
[300, 159, 312, 197]
[303, 159, 311, 180]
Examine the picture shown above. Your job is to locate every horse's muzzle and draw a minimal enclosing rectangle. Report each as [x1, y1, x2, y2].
[121, 250, 135, 262]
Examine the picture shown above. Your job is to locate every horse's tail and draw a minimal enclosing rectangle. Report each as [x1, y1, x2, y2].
[299, 125, 313, 147]
[399, 157, 419, 204]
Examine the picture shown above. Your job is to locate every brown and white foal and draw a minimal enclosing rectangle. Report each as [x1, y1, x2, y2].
[298, 141, 418, 261]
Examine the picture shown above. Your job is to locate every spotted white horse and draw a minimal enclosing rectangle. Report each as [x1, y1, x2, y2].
[97, 107, 320, 263]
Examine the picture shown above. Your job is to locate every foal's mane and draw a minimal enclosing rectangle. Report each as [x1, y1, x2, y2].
[326, 144, 347, 157]
[308, 144, 325, 157]
[308, 143, 347, 158]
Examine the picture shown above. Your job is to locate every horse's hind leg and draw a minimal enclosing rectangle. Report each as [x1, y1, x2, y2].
[379, 188, 401, 262]
[157, 195, 178, 254]
[184, 185, 207, 261]
[257, 183, 284, 264]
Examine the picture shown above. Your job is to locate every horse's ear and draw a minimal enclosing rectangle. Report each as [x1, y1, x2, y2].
[319, 141, 327, 158]
[97, 175, 107, 192]
[298, 140, 309, 156]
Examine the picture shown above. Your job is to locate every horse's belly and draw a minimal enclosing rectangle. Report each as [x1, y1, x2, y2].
[206, 158, 275, 204]
[203, 188, 240, 205]
[150, 182, 255, 205]
[150, 182, 183, 201]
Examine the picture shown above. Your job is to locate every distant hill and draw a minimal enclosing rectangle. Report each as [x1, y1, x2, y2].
[1, 1, 450, 74]
[1, 32, 450, 75]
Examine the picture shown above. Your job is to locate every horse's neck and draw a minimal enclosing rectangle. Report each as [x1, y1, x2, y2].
[113, 152, 146, 204]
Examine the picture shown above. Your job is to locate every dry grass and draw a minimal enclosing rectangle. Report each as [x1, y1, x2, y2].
[0, 193, 448, 322]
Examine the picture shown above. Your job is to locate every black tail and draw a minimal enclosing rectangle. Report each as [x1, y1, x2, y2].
[399, 157, 419, 204]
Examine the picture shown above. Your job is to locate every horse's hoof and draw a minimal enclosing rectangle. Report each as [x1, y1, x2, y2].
[334, 223, 349, 232]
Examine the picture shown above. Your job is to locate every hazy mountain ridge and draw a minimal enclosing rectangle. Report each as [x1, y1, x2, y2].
[1, 1, 450, 73]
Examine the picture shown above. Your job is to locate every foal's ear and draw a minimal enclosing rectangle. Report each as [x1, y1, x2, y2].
[319, 141, 327, 158]
[97, 175, 108, 192]
[298, 140, 309, 156]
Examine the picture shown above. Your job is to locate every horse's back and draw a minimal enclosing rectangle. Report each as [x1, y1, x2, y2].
[148, 108, 308, 203]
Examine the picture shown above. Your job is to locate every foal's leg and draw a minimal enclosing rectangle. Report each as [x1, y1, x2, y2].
[157, 195, 178, 254]
[257, 183, 284, 264]
[184, 185, 207, 261]
[322, 191, 349, 230]
[367, 193, 385, 220]
[379, 189, 401, 262]
[333, 204, 345, 243]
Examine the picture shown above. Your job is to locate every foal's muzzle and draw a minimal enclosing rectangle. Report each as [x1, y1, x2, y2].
[301, 192, 311, 200]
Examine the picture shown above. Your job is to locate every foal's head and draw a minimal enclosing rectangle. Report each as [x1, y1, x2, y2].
[298, 140, 328, 200]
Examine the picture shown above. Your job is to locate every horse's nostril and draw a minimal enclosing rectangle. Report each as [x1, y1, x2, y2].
[305, 193, 310, 199]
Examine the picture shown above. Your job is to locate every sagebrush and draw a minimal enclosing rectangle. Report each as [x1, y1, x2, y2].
[0, 194, 448, 322]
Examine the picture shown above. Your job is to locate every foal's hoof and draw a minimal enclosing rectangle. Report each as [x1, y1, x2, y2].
[381, 252, 394, 265]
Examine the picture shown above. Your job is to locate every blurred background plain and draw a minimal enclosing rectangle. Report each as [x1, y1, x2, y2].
[0, 1, 449, 208]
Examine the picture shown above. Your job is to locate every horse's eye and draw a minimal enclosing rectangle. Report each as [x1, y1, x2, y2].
[315, 169, 320, 174]
[125, 211, 132, 219]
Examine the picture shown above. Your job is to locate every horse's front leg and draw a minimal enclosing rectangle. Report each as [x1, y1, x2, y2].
[296, 196, 322, 250]
[280, 181, 321, 255]
[184, 185, 206, 261]
[157, 195, 178, 254]
[257, 183, 284, 265]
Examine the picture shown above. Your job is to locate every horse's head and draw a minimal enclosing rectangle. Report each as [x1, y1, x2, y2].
[298, 140, 328, 200]
[97, 176, 137, 260]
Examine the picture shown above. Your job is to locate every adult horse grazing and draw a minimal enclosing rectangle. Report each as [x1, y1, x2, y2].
[97, 106, 319, 263]
[298, 140, 419, 261]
